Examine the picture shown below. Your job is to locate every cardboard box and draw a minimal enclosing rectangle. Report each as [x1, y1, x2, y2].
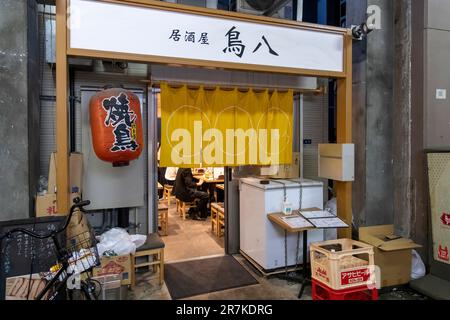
[37, 151, 83, 217]
[69, 152, 83, 194]
[318, 144, 355, 181]
[48, 152, 84, 194]
[66, 210, 93, 250]
[35, 193, 58, 217]
[35, 193, 80, 217]
[48, 152, 57, 194]
[359, 225, 421, 288]
[93, 255, 132, 286]
[5, 274, 49, 300]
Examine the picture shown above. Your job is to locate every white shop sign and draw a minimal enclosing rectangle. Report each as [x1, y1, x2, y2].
[69, 0, 344, 73]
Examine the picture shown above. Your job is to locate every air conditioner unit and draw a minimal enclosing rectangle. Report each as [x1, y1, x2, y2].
[237, 0, 294, 19]
[162, 0, 217, 9]
[236, 0, 265, 15]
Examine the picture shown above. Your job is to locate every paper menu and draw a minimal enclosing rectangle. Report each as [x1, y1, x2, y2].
[281, 216, 314, 229]
[309, 217, 349, 228]
[300, 210, 335, 219]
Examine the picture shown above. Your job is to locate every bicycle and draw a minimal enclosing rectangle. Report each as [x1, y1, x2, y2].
[0, 199, 102, 300]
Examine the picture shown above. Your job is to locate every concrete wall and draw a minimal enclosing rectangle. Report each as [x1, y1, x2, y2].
[424, 0, 450, 148]
[0, 0, 40, 221]
[423, 0, 450, 270]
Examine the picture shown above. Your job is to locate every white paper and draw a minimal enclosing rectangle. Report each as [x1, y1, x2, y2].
[300, 210, 335, 219]
[309, 217, 349, 228]
[281, 216, 314, 229]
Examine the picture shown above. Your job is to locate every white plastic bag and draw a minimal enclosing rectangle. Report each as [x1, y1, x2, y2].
[411, 249, 426, 280]
[325, 197, 337, 216]
[130, 234, 147, 249]
[97, 228, 147, 256]
[324, 198, 338, 241]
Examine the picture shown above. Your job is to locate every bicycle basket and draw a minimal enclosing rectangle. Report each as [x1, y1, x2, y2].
[65, 230, 100, 275]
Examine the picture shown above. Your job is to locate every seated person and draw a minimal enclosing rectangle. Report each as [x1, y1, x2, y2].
[164, 167, 178, 186]
[174, 168, 209, 220]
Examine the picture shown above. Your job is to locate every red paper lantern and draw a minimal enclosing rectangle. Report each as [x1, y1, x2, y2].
[89, 88, 143, 167]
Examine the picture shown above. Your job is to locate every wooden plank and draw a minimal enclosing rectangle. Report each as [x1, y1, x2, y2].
[67, 48, 346, 79]
[336, 35, 353, 239]
[56, 0, 69, 214]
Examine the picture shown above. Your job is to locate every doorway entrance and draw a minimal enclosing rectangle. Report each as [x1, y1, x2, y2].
[152, 88, 226, 263]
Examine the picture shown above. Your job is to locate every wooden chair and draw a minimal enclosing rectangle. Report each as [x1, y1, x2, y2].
[211, 202, 220, 236]
[163, 185, 173, 206]
[217, 203, 225, 237]
[176, 198, 195, 220]
[131, 234, 165, 287]
[211, 203, 225, 237]
[157, 202, 169, 236]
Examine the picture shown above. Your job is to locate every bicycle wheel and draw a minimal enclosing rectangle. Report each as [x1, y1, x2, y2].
[80, 278, 102, 300]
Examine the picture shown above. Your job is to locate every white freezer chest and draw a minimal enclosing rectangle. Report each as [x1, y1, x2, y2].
[239, 178, 325, 271]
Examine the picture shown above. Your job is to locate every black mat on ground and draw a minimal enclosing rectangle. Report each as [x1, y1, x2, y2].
[164, 255, 259, 299]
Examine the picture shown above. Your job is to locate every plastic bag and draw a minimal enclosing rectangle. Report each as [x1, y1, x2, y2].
[324, 198, 338, 241]
[130, 234, 147, 249]
[97, 228, 147, 257]
[37, 175, 48, 194]
[411, 250, 426, 280]
[325, 197, 337, 216]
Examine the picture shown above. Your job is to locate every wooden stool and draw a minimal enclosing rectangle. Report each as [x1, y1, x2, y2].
[158, 202, 169, 236]
[211, 203, 225, 237]
[163, 185, 173, 206]
[176, 199, 195, 220]
[211, 202, 220, 236]
[131, 234, 165, 287]
[217, 203, 225, 237]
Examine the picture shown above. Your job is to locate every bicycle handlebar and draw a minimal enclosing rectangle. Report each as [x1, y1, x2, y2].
[0, 200, 91, 241]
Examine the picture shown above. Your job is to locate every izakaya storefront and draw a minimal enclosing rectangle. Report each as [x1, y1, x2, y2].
[54, 0, 353, 256]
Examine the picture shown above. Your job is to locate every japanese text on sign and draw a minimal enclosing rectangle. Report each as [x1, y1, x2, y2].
[169, 26, 279, 59]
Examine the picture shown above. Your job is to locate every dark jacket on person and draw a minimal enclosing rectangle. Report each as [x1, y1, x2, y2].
[174, 168, 197, 202]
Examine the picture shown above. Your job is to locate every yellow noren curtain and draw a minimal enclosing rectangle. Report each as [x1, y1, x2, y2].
[160, 82, 293, 167]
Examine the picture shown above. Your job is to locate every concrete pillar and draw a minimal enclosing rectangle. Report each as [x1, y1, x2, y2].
[409, 0, 427, 258]
[393, 0, 413, 237]
[0, 0, 40, 221]
[347, 0, 395, 230]
[392, 0, 428, 258]
[348, 0, 427, 256]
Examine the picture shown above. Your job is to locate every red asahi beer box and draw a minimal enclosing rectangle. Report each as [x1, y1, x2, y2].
[310, 239, 376, 291]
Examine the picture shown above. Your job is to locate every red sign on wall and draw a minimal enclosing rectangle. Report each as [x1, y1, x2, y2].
[340, 268, 371, 286]
[441, 213, 450, 227]
[438, 245, 449, 262]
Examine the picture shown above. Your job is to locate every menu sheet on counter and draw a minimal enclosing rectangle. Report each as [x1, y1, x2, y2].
[300, 210, 336, 219]
[280, 215, 314, 229]
[308, 217, 349, 229]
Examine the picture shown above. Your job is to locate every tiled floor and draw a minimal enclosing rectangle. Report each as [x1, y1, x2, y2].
[127, 198, 429, 301]
[162, 198, 224, 263]
[129, 255, 428, 301]
[129, 254, 309, 300]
